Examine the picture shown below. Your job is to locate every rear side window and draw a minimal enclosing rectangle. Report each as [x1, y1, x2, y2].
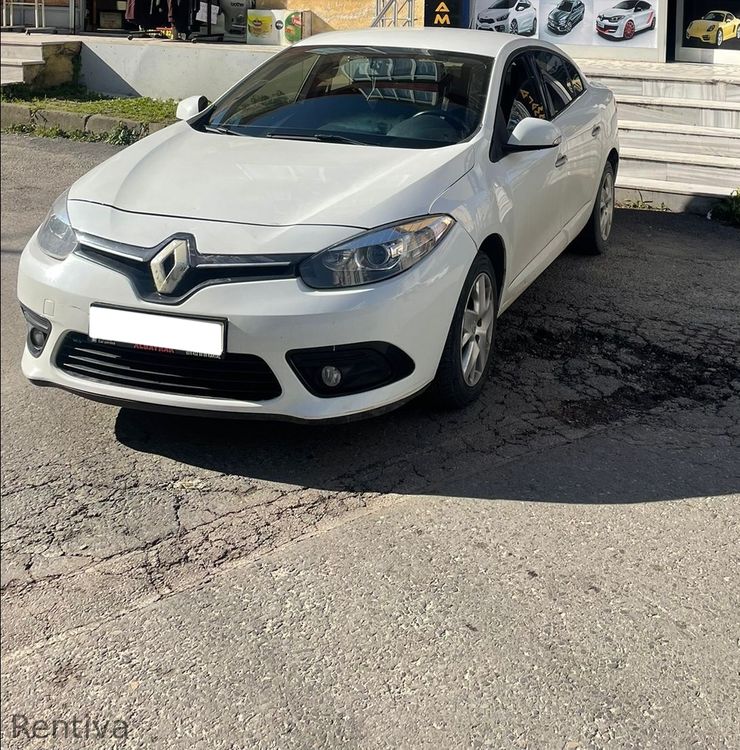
[532, 51, 585, 118]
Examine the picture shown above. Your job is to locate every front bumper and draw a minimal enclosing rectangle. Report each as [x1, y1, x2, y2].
[18, 226, 476, 421]
[476, 20, 507, 32]
[686, 29, 715, 43]
[596, 20, 624, 37]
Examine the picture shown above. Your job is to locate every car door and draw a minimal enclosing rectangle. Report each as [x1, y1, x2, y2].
[633, 0, 653, 31]
[485, 52, 568, 282]
[576, 1, 585, 22]
[531, 50, 600, 232]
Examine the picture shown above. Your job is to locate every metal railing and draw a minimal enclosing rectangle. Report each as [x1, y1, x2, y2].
[371, 0, 414, 27]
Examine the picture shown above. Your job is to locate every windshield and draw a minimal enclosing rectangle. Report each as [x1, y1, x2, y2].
[558, 1, 574, 10]
[203, 46, 493, 149]
[703, 12, 724, 21]
[614, 1, 637, 8]
[488, 1, 517, 10]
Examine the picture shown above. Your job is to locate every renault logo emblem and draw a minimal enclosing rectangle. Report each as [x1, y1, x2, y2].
[150, 238, 190, 294]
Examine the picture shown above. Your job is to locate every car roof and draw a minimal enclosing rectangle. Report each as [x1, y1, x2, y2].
[294, 28, 519, 59]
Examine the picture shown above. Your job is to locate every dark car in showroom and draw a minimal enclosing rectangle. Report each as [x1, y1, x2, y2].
[547, 0, 585, 34]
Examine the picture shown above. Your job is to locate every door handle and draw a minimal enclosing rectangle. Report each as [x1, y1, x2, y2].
[555, 153, 568, 168]
[591, 125, 602, 137]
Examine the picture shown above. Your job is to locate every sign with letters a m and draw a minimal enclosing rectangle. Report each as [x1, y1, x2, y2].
[424, 0, 469, 28]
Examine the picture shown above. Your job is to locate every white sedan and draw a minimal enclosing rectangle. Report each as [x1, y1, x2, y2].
[18, 28, 618, 422]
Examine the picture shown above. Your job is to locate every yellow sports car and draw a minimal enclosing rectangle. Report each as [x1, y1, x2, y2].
[686, 10, 740, 47]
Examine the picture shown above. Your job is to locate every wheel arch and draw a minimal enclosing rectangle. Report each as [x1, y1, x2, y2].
[478, 233, 507, 304]
[607, 147, 619, 178]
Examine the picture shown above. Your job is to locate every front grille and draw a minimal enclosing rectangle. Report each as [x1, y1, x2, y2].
[55, 332, 282, 401]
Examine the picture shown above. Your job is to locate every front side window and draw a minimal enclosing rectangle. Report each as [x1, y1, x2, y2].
[499, 55, 546, 135]
[204, 46, 493, 149]
[533, 51, 584, 118]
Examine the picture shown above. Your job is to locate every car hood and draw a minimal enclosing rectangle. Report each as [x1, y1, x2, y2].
[689, 20, 718, 31]
[600, 7, 627, 16]
[549, 9, 570, 21]
[68, 122, 475, 230]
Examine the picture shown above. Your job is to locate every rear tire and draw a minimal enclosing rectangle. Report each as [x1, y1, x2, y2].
[573, 161, 615, 256]
[717, 29, 723, 46]
[431, 253, 498, 409]
[530, 17, 537, 35]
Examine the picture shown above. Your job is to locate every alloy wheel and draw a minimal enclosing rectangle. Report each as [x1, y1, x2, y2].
[599, 170, 614, 241]
[717, 29, 723, 46]
[510, 19, 518, 34]
[460, 273, 494, 386]
[624, 20, 635, 38]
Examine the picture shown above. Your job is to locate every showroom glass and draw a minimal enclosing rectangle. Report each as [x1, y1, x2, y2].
[532, 51, 585, 118]
[204, 46, 493, 149]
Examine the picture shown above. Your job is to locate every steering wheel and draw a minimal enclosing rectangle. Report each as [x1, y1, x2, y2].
[410, 109, 466, 130]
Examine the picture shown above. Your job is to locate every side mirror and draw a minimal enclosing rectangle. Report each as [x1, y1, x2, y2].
[176, 95, 209, 121]
[505, 117, 562, 152]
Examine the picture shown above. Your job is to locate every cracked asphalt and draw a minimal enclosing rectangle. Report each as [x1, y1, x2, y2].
[1, 134, 739, 749]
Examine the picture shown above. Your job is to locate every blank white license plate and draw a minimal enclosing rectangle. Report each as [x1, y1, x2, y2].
[89, 305, 224, 357]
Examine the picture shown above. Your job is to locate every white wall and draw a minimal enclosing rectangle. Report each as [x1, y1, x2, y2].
[79, 37, 278, 99]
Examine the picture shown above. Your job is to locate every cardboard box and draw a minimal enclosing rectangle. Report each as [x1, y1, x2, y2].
[247, 10, 312, 45]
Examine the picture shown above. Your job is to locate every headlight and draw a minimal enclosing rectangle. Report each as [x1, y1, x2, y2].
[706, 24, 715, 31]
[299, 215, 455, 289]
[37, 190, 79, 260]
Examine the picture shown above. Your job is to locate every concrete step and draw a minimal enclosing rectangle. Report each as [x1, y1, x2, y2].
[619, 147, 740, 191]
[0, 41, 45, 62]
[615, 94, 740, 129]
[0, 59, 44, 85]
[586, 73, 740, 103]
[615, 175, 733, 214]
[618, 121, 740, 158]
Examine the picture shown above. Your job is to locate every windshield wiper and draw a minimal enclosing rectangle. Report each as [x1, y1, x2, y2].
[204, 124, 241, 136]
[264, 131, 366, 146]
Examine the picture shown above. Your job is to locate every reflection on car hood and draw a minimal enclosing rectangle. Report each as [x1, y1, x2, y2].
[68, 122, 475, 229]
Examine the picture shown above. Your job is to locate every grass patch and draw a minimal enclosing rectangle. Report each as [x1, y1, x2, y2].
[709, 188, 740, 228]
[1, 83, 176, 123]
[617, 198, 671, 212]
[3, 122, 144, 146]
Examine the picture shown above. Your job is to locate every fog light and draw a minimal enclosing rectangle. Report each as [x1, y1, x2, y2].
[20, 304, 52, 358]
[321, 365, 342, 388]
[287, 342, 415, 398]
[30, 327, 48, 349]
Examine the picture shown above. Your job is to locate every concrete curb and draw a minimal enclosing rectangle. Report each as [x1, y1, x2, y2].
[1, 101, 174, 138]
[0, 102, 33, 128]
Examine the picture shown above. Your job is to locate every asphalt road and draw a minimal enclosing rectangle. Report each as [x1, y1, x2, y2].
[1, 134, 739, 750]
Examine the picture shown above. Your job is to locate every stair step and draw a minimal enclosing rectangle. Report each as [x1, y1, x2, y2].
[585, 73, 740, 103]
[0, 42, 45, 62]
[0, 58, 44, 85]
[615, 94, 740, 129]
[619, 147, 740, 190]
[618, 120, 740, 157]
[615, 175, 733, 214]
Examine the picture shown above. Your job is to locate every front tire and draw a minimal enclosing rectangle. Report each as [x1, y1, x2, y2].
[510, 19, 519, 34]
[574, 161, 615, 255]
[431, 253, 498, 409]
[623, 19, 635, 39]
